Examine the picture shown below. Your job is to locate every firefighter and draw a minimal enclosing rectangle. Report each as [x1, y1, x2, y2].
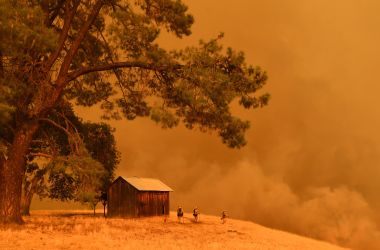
[193, 206, 200, 222]
[221, 210, 228, 224]
[177, 206, 184, 223]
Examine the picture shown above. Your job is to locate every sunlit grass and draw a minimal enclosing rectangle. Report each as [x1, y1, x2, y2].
[0, 210, 347, 250]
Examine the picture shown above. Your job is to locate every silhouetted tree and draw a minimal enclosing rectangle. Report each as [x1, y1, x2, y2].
[20, 106, 119, 215]
[100, 192, 107, 217]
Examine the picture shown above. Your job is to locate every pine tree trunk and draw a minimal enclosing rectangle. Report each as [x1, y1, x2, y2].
[0, 121, 39, 224]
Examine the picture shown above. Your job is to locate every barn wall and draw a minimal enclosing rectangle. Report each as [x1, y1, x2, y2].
[137, 191, 170, 217]
[108, 178, 139, 217]
[108, 178, 171, 218]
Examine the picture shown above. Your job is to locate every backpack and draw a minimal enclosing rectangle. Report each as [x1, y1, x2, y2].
[177, 208, 183, 216]
[193, 208, 199, 216]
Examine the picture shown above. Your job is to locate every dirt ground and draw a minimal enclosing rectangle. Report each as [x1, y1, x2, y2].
[0, 210, 348, 250]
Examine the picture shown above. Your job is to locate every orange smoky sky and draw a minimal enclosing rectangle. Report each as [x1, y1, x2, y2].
[33, 1, 380, 249]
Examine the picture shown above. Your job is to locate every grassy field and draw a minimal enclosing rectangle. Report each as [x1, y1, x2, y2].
[0, 210, 348, 250]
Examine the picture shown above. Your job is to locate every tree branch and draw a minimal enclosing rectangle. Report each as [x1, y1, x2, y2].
[67, 61, 181, 82]
[39, 1, 104, 115]
[96, 27, 131, 104]
[39, 118, 70, 137]
[29, 153, 53, 159]
[45, 0, 80, 71]
[54, 110, 79, 134]
[56, 0, 104, 86]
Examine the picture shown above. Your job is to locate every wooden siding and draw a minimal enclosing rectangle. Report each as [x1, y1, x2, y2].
[137, 191, 170, 217]
[108, 178, 170, 217]
[108, 178, 138, 217]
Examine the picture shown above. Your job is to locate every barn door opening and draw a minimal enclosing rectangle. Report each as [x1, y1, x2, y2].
[162, 204, 165, 215]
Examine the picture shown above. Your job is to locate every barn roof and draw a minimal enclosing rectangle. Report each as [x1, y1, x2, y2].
[118, 176, 173, 192]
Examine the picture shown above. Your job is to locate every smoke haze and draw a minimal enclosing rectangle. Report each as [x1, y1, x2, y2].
[34, 0, 380, 249]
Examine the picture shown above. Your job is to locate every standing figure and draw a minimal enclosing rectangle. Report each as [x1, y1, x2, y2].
[193, 206, 200, 222]
[221, 210, 228, 224]
[177, 206, 184, 223]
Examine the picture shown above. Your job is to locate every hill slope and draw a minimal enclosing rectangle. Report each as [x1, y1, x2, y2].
[0, 210, 348, 250]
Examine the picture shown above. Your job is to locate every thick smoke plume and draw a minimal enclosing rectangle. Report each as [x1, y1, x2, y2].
[119, 138, 380, 250]
[112, 1, 380, 249]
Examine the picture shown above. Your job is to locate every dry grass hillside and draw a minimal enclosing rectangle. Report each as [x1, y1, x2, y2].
[0, 210, 348, 250]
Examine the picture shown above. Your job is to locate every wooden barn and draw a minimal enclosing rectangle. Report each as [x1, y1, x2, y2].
[107, 176, 173, 217]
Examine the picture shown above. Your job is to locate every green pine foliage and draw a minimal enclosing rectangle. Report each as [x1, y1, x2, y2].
[0, 0, 269, 149]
